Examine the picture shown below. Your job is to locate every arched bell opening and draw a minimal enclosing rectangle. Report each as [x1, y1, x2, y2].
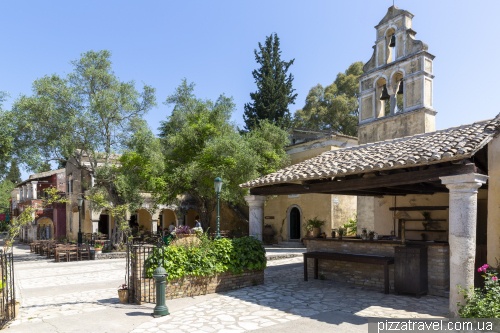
[385, 27, 396, 64]
[375, 77, 389, 118]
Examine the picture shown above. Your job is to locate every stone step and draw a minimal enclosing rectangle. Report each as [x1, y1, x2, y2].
[272, 242, 305, 248]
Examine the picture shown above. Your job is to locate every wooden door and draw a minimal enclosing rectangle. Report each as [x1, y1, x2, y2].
[290, 208, 301, 240]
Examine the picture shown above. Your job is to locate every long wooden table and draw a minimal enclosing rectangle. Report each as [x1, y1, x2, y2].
[303, 251, 395, 294]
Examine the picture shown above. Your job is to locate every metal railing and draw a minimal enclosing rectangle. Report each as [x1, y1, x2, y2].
[0, 251, 15, 328]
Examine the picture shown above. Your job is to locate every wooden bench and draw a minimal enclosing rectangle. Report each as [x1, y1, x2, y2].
[303, 251, 395, 294]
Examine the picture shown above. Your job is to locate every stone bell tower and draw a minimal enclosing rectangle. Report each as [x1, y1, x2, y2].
[357, 6, 436, 145]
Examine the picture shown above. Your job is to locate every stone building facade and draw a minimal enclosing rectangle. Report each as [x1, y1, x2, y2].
[12, 169, 67, 242]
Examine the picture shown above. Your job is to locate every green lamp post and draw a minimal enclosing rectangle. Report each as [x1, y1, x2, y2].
[77, 197, 83, 244]
[214, 177, 222, 239]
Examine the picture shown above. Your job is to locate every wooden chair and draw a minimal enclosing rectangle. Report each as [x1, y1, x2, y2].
[55, 245, 68, 262]
[67, 245, 78, 262]
[78, 244, 90, 261]
[47, 243, 57, 259]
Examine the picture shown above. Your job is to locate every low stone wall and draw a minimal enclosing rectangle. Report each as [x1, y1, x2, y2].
[303, 238, 449, 297]
[133, 269, 264, 304]
[91, 251, 127, 260]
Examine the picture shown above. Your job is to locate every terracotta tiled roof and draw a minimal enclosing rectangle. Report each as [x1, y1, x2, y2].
[240, 117, 500, 189]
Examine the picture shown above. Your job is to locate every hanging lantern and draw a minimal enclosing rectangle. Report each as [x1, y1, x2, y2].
[397, 81, 404, 95]
[389, 34, 396, 47]
[379, 85, 390, 100]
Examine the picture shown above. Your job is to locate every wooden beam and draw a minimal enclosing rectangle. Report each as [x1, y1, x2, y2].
[386, 185, 448, 193]
[249, 163, 475, 196]
[389, 206, 449, 211]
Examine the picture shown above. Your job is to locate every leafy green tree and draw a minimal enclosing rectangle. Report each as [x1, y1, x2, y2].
[5, 160, 21, 184]
[243, 33, 297, 131]
[154, 80, 289, 230]
[35, 161, 52, 174]
[12, 50, 156, 248]
[293, 62, 363, 137]
[0, 180, 14, 214]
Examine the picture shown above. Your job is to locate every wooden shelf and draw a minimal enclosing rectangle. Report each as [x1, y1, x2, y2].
[389, 206, 448, 211]
[402, 219, 447, 221]
[405, 230, 447, 233]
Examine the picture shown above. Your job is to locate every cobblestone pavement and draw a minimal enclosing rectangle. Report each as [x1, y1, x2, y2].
[7, 243, 128, 328]
[131, 257, 449, 333]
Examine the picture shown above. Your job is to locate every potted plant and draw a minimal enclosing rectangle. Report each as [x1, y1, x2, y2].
[321, 232, 327, 239]
[361, 228, 368, 240]
[338, 227, 345, 240]
[95, 242, 104, 252]
[331, 229, 336, 238]
[118, 284, 128, 304]
[303, 222, 313, 237]
[306, 217, 326, 238]
[368, 230, 375, 241]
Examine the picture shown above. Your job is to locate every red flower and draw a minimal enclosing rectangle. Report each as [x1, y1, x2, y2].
[101, 242, 104, 246]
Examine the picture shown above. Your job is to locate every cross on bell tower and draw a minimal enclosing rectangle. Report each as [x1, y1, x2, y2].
[357, 6, 436, 145]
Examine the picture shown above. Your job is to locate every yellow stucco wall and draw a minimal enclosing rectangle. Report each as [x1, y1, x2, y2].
[263, 193, 357, 241]
[138, 209, 151, 231]
[290, 146, 334, 164]
[488, 136, 500, 265]
[186, 210, 198, 228]
[372, 194, 450, 241]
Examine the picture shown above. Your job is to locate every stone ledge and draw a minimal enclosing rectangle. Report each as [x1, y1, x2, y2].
[91, 251, 127, 260]
[266, 253, 302, 261]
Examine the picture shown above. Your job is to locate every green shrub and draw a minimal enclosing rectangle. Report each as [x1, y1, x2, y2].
[458, 265, 500, 318]
[145, 235, 266, 280]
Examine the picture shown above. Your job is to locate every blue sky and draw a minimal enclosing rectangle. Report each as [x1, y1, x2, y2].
[2, 0, 499, 179]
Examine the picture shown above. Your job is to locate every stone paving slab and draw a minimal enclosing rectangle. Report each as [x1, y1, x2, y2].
[5, 242, 449, 333]
[131, 256, 448, 333]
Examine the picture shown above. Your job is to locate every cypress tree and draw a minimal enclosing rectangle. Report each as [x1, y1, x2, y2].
[5, 160, 21, 184]
[243, 33, 297, 131]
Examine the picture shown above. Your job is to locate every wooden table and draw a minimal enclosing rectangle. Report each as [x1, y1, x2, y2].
[303, 251, 395, 294]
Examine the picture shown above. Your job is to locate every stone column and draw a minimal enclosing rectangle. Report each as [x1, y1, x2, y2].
[441, 173, 488, 317]
[27, 183, 32, 200]
[19, 187, 23, 202]
[151, 211, 159, 234]
[90, 174, 95, 188]
[244, 195, 266, 241]
[92, 220, 99, 234]
[22, 185, 27, 201]
[31, 181, 38, 200]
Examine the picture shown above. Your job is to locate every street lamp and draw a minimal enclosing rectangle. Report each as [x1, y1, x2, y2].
[214, 177, 222, 239]
[77, 197, 83, 244]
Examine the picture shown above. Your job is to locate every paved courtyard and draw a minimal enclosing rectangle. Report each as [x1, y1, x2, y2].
[5, 242, 448, 333]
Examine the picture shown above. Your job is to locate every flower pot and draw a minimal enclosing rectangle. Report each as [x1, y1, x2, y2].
[306, 230, 313, 237]
[312, 228, 321, 238]
[322, 234, 326, 239]
[118, 289, 129, 304]
[95, 248, 102, 252]
[7, 301, 19, 319]
[331, 231, 336, 238]
[338, 235, 342, 240]
[263, 226, 275, 244]
[369, 235, 374, 241]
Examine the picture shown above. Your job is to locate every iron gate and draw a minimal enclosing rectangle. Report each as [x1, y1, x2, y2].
[0, 251, 15, 328]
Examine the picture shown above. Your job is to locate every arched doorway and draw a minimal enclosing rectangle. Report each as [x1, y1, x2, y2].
[289, 207, 301, 240]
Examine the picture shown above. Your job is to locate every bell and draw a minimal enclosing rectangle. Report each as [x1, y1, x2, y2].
[389, 34, 396, 47]
[397, 81, 404, 95]
[379, 85, 390, 100]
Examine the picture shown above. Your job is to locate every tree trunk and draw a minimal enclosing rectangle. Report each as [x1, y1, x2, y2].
[102, 183, 128, 250]
[192, 193, 213, 232]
